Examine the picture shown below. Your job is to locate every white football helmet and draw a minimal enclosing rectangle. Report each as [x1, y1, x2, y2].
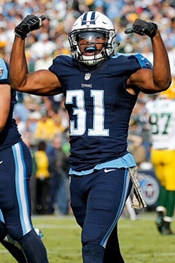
[68, 11, 117, 66]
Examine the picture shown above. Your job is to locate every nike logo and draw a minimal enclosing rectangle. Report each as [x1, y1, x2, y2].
[104, 168, 116, 173]
[0, 161, 3, 164]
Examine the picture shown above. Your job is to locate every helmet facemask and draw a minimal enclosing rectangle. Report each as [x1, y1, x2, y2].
[68, 11, 117, 66]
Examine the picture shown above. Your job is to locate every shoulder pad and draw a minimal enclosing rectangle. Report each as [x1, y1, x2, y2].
[133, 53, 153, 69]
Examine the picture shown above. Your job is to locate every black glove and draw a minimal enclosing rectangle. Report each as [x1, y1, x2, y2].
[124, 19, 157, 38]
[15, 14, 47, 39]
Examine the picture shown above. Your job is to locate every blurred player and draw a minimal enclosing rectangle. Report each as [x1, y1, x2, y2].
[146, 79, 175, 235]
[0, 58, 49, 262]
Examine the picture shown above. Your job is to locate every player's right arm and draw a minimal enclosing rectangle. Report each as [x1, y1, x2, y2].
[9, 15, 62, 96]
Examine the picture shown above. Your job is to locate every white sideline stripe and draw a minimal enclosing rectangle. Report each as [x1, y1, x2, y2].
[32, 215, 75, 220]
[32, 224, 80, 229]
[0, 248, 80, 255]
[1, 249, 175, 257]
[137, 252, 175, 257]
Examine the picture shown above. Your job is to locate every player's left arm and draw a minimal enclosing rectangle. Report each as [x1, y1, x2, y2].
[126, 19, 171, 93]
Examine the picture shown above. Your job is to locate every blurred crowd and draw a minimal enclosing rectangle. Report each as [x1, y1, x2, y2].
[0, 0, 175, 215]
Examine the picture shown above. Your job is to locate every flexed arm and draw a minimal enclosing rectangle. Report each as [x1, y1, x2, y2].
[125, 19, 171, 93]
[10, 15, 62, 96]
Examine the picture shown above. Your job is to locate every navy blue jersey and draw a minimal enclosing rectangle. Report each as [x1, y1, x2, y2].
[49, 53, 152, 171]
[0, 59, 21, 150]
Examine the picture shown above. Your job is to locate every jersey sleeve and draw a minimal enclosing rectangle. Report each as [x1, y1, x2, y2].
[0, 58, 10, 84]
[133, 53, 153, 69]
[49, 55, 74, 77]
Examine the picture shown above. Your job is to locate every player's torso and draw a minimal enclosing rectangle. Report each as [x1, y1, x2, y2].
[50, 54, 141, 170]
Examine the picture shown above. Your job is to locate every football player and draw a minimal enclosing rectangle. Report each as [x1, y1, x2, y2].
[0, 58, 49, 263]
[9, 11, 171, 263]
[145, 80, 175, 235]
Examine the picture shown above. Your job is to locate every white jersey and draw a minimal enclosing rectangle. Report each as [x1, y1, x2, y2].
[145, 98, 175, 150]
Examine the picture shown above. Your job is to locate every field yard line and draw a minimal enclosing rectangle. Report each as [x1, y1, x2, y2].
[1, 247, 175, 257]
[2, 248, 173, 257]
[31, 212, 160, 221]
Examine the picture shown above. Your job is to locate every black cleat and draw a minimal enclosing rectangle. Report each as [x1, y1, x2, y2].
[155, 211, 163, 233]
[161, 220, 174, 235]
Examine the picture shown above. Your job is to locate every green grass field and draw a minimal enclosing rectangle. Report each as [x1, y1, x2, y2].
[1, 211, 175, 263]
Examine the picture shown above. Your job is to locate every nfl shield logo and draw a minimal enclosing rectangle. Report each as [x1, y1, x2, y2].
[84, 73, 91, 81]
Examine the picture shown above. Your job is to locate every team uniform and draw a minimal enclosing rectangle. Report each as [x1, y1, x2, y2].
[146, 98, 175, 174]
[146, 93, 175, 234]
[0, 58, 49, 262]
[10, 10, 166, 263]
[49, 53, 152, 262]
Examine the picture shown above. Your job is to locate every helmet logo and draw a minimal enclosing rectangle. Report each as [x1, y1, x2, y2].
[81, 12, 96, 26]
[84, 73, 91, 80]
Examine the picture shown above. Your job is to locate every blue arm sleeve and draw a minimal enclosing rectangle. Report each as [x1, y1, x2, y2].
[134, 53, 153, 69]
